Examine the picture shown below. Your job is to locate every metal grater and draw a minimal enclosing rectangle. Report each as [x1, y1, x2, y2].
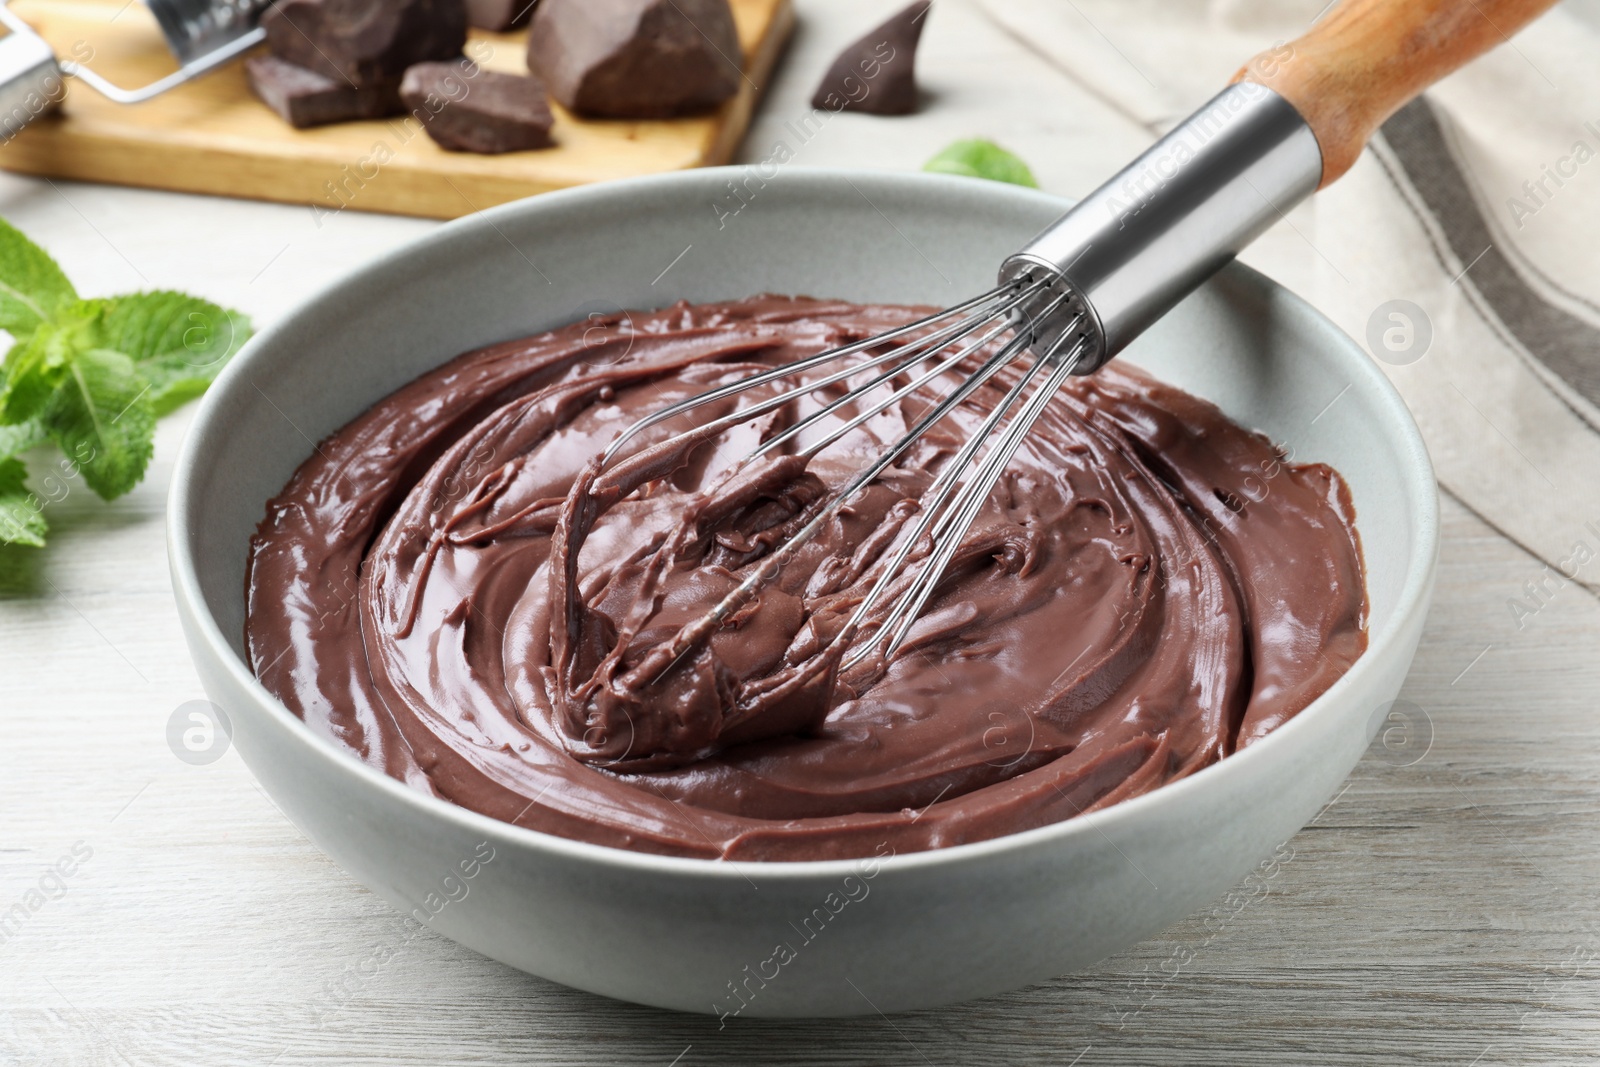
[0, 0, 271, 137]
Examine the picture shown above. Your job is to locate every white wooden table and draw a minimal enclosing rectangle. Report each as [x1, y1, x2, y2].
[3, 2, 1599, 1063]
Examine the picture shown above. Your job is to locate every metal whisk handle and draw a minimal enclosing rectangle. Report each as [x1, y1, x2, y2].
[1001, 83, 1321, 374]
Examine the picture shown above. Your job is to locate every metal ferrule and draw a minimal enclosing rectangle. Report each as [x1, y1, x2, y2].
[1001, 82, 1324, 373]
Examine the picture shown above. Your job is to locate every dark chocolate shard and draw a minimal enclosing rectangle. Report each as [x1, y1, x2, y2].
[263, 0, 468, 88]
[466, 0, 534, 31]
[811, 0, 930, 116]
[401, 61, 556, 154]
[527, 0, 742, 119]
[246, 55, 402, 128]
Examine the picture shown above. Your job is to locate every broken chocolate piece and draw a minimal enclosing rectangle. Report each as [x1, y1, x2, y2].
[527, 0, 742, 119]
[263, 0, 468, 88]
[246, 55, 402, 128]
[811, 0, 930, 115]
[401, 61, 556, 154]
[466, 0, 534, 32]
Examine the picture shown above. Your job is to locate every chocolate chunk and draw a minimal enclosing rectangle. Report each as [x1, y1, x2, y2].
[263, 0, 468, 88]
[811, 0, 930, 115]
[527, 0, 742, 119]
[401, 61, 556, 154]
[246, 55, 402, 128]
[466, 0, 533, 31]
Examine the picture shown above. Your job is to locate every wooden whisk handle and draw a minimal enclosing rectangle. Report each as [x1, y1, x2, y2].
[1235, 0, 1559, 187]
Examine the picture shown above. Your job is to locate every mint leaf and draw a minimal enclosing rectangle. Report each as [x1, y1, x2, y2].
[0, 217, 78, 339]
[0, 418, 45, 459]
[923, 139, 1039, 188]
[0, 305, 100, 425]
[0, 457, 46, 547]
[40, 346, 155, 501]
[86, 292, 251, 415]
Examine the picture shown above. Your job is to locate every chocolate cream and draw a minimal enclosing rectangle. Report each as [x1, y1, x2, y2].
[246, 296, 1367, 861]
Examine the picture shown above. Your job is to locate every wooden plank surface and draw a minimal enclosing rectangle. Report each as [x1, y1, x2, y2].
[1, 0, 1598, 1062]
[0, 0, 794, 219]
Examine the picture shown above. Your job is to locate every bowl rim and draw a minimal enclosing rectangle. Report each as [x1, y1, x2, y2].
[168, 165, 1440, 882]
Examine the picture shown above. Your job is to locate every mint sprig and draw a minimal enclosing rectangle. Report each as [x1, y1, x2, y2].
[0, 218, 251, 547]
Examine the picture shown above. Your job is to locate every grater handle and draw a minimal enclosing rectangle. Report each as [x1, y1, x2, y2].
[1004, 0, 1561, 372]
[0, 2, 64, 139]
[0, 0, 266, 135]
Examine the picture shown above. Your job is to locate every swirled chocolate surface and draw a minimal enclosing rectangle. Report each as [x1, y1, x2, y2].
[246, 296, 1366, 861]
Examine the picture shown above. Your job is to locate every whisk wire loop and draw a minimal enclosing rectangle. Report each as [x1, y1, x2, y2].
[641, 310, 1055, 678]
[591, 270, 1092, 680]
[752, 307, 1025, 462]
[832, 318, 1083, 665]
[847, 333, 1090, 666]
[598, 279, 1042, 467]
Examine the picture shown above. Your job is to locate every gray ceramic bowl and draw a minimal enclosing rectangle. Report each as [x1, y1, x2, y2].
[168, 168, 1437, 1017]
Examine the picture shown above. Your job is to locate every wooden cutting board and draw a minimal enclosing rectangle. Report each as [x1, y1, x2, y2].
[0, 0, 794, 219]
